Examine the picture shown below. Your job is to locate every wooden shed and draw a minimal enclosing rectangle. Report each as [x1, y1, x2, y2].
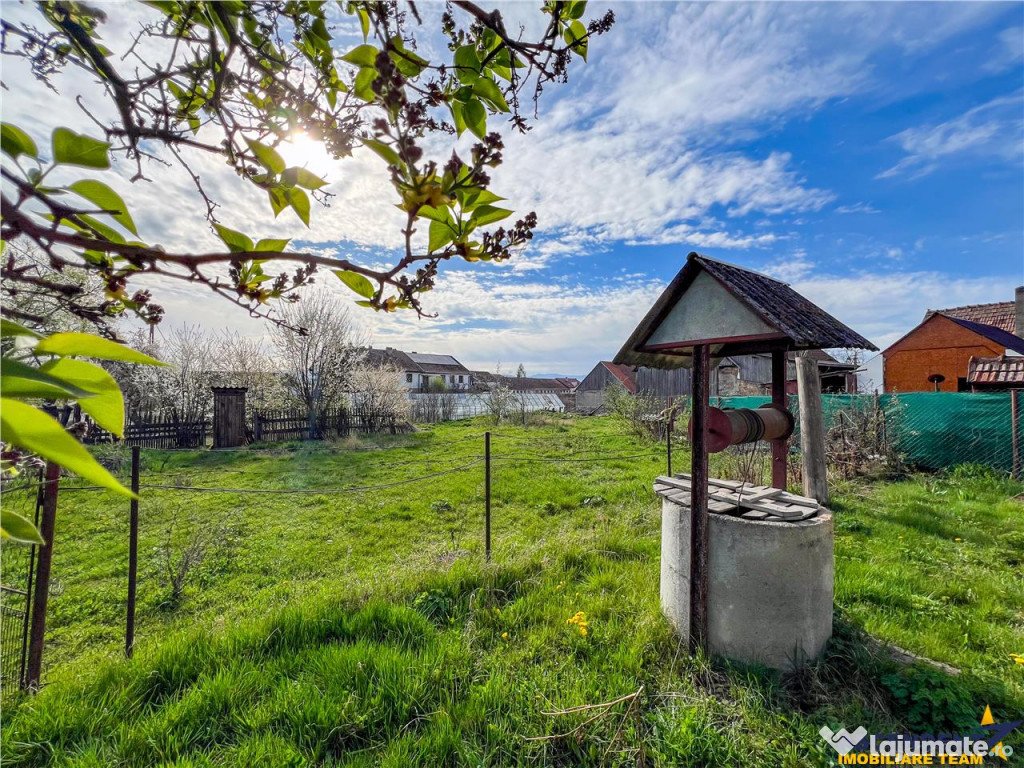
[212, 387, 247, 448]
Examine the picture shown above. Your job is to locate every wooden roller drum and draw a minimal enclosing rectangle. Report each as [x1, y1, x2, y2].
[690, 404, 794, 453]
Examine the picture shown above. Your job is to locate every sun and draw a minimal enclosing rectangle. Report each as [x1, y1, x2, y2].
[277, 131, 332, 172]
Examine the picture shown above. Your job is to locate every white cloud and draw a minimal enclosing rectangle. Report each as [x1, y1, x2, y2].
[763, 252, 816, 282]
[835, 202, 881, 215]
[985, 25, 1024, 72]
[877, 93, 1024, 180]
[788, 270, 1016, 351]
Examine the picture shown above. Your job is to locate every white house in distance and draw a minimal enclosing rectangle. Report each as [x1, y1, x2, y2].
[364, 348, 474, 391]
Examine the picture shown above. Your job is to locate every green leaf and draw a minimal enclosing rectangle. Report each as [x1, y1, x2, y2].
[389, 37, 428, 78]
[454, 45, 480, 84]
[342, 44, 379, 68]
[417, 205, 453, 224]
[567, 1, 587, 19]
[354, 66, 376, 101]
[35, 332, 166, 365]
[464, 99, 487, 139]
[268, 187, 289, 217]
[213, 223, 255, 254]
[471, 205, 513, 227]
[244, 137, 285, 174]
[333, 269, 375, 299]
[0, 398, 132, 497]
[288, 187, 310, 227]
[450, 101, 467, 137]
[0, 357, 93, 400]
[40, 358, 124, 436]
[254, 238, 290, 252]
[1, 319, 42, 339]
[1, 123, 38, 160]
[472, 77, 509, 112]
[357, 8, 370, 40]
[68, 180, 138, 235]
[52, 128, 110, 169]
[564, 20, 588, 60]
[1, 509, 44, 545]
[428, 219, 455, 252]
[457, 188, 505, 212]
[362, 138, 403, 167]
[58, 212, 126, 244]
[282, 166, 327, 190]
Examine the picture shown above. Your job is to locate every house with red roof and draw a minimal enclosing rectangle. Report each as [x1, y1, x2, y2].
[882, 288, 1024, 392]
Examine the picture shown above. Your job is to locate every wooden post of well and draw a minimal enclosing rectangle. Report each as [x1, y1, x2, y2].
[689, 344, 711, 654]
[770, 349, 788, 490]
[25, 461, 60, 691]
[796, 352, 829, 504]
[126, 446, 140, 658]
[666, 397, 674, 477]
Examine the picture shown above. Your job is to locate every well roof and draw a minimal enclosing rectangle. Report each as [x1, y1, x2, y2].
[615, 253, 876, 369]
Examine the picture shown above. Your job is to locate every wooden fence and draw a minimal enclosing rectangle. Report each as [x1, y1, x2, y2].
[82, 415, 208, 449]
[252, 408, 411, 442]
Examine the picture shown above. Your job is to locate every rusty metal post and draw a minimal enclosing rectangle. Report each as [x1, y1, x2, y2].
[25, 461, 60, 691]
[690, 344, 711, 654]
[1012, 389, 1020, 481]
[770, 349, 788, 490]
[484, 432, 491, 562]
[126, 446, 140, 658]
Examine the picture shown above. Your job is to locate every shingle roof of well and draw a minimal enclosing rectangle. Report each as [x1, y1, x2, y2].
[615, 253, 876, 369]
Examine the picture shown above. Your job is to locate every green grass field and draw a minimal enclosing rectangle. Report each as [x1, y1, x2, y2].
[2, 416, 1022, 766]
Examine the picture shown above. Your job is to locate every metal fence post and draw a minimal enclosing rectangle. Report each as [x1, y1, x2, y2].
[1012, 389, 1020, 481]
[485, 432, 491, 563]
[126, 446, 140, 658]
[25, 461, 60, 691]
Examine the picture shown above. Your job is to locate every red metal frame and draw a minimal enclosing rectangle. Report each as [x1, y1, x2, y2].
[689, 344, 711, 653]
[771, 349, 788, 490]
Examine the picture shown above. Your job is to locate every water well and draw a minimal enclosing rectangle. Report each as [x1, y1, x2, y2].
[614, 253, 876, 670]
[655, 475, 833, 671]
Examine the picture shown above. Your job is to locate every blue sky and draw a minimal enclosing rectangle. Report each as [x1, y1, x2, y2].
[3, 2, 1022, 376]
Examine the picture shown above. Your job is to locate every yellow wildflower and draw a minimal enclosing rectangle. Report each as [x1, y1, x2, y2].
[955, 538, 962, 542]
[566, 611, 589, 637]
[502, 632, 509, 640]
[1010, 653, 1024, 666]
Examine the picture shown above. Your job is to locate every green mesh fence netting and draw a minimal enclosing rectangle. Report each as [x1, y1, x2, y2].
[711, 392, 1019, 473]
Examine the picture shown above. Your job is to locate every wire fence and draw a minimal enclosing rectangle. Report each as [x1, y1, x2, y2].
[0, 429, 669, 691]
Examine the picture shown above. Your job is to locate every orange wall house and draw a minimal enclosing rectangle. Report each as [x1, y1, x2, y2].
[883, 314, 1004, 392]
